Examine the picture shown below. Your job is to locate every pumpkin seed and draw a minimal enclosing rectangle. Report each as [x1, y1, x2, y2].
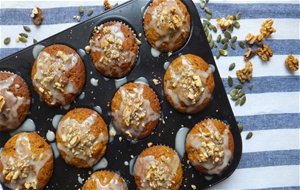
[224, 31, 231, 39]
[212, 25, 217, 33]
[221, 38, 229, 44]
[204, 7, 212, 15]
[235, 84, 243, 89]
[79, 6, 84, 16]
[4, 37, 10, 45]
[217, 34, 221, 43]
[19, 33, 28, 38]
[200, 2, 206, 9]
[236, 12, 241, 20]
[206, 13, 212, 20]
[233, 21, 240, 29]
[230, 89, 238, 97]
[246, 132, 253, 140]
[229, 63, 235, 71]
[235, 98, 241, 105]
[87, 9, 94, 16]
[239, 91, 245, 98]
[216, 52, 220, 59]
[209, 40, 214, 49]
[228, 25, 234, 32]
[214, 43, 218, 48]
[228, 76, 233, 87]
[33, 39, 38, 44]
[238, 123, 244, 132]
[205, 0, 209, 3]
[231, 43, 236, 50]
[19, 36, 28, 43]
[222, 43, 228, 50]
[219, 49, 228, 56]
[231, 36, 237, 43]
[240, 95, 246, 106]
[23, 26, 31, 32]
[238, 41, 246, 49]
[248, 84, 254, 90]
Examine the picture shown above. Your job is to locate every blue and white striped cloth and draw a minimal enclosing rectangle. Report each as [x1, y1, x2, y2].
[0, 0, 299, 189]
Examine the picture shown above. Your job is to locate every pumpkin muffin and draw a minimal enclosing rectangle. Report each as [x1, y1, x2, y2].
[185, 118, 234, 175]
[82, 170, 128, 190]
[0, 71, 30, 132]
[133, 145, 182, 190]
[56, 108, 108, 168]
[164, 54, 215, 114]
[111, 82, 160, 139]
[31, 44, 86, 107]
[143, 0, 190, 52]
[89, 21, 139, 78]
[0, 132, 54, 190]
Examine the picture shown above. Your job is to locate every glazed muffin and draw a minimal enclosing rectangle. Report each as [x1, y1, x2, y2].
[0, 132, 54, 190]
[56, 108, 108, 168]
[143, 0, 190, 52]
[111, 82, 160, 139]
[0, 71, 30, 132]
[164, 54, 215, 114]
[185, 118, 234, 175]
[133, 145, 182, 190]
[82, 170, 128, 190]
[89, 21, 139, 78]
[31, 44, 85, 107]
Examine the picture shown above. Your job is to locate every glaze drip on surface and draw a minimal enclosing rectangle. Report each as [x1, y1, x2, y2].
[57, 112, 107, 166]
[0, 134, 52, 190]
[0, 74, 30, 130]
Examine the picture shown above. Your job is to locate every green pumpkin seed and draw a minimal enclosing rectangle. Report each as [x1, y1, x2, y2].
[233, 21, 240, 29]
[205, 0, 209, 3]
[238, 91, 245, 98]
[33, 39, 38, 44]
[19, 36, 28, 43]
[217, 34, 221, 43]
[19, 33, 28, 38]
[219, 49, 228, 56]
[236, 12, 241, 20]
[238, 41, 246, 49]
[4, 37, 10, 45]
[246, 132, 253, 140]
[207, 33, 212, 42]
[231, 43, 236, 50]
[204, 7, 212, 15]
[229, 63, 235, 71]
[209, 40, 214, 49]
[222, 43, 228, 50]
[206, 13, 212, 20]
[235, 98, 241, 105]
[212, 25, 217, 33]
[230, 89, 238, 97]
[224, 31, 231, 39]
[240, 95, 246, 106]
[231, 36, 237, 43]
[228, 76, 233, 87]
[235, 84, 243, 89]
[248, 84, 254, 90]
[228, 25, 234, 32]
[238, 123, 244, 132]
[79, 6, 84, 16]
[216, 52, 220, 59]
[23, 26, 31, 32]
[87, 9, 94, 16]
[200, 2, 206, 9]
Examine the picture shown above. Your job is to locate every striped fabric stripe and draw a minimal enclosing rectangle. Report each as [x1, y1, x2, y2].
[0, 0, 299, 189]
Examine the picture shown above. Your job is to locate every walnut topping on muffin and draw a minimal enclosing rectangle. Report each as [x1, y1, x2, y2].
[157, 5, 183, 31]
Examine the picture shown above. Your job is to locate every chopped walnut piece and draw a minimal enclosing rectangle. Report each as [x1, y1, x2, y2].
[285, 54, 299, 71]
[216, 17, 233, 30]
[257, 44, 273, 62]
[260, 19, 276, 38]
[104, 0, 112, 10]
[245, 33, 264, 45]
[122, 96, 146, 128]
[31, 7, 44, 26]
[236, 61, 253, 83]
[244, 47, 257, 61]
[152, 79, 161, 85]
[0, 95, 5, 112]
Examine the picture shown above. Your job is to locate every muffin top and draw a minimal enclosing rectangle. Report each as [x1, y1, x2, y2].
[0, 132, 53, 190]
[89, 21, 139, 78]
[111, 82, 160, 139]
[164, 54, 215, 113]
[83, 170, 128, 190]
[185, 119, 234, 175]
[32, 44, 85, 106]
[144, 0, 190, 52]
[0, 72, 30, 131]
[134, 145, 182, 190]
[56, 108, 108, 168]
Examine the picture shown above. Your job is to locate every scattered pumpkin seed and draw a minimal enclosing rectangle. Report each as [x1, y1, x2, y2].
[87, 8, 94, 16]
[239, 91, 245, 98]
[221, 38, 229, 44]
[229, 63, 236, 71]
[79, 6, 84, 16]
[200, 1, 206, 9]
[206, 0, 209, 3]
[206, 13, 212, 20]
[233, 21, 240, 29]
[204, 7, 212, 15]
[222, 43, 228, 50]
[33, 39, 38, 44]
[231, 36, 237, 43]
[207, 33, 212, 42]
[216, 52, 220, 59]
[230, 89, 238, 96]
[235, 84, 243, 89]
[23, 26, 31, 32]
[217, 34, 221, 43]
[235, 98, 241, 105]
[228, 25, 234, 32]
[228, 76, 233, 87]
[236, 12, 241, 20]
[224, 31, 231, 39]
[209, 40, 214, 49]
[238, 123, 244, 132]
[238, 41, 246, 49]
[240, 95, 246, 106]
[4, 37, 10, 45]
[211, 25, 217, 33]
[248, 84, 254, 90]
[246, 132, 253, 140]
[231, 43, 236, 50]
[219, 49, 228, 56]
[19, 36, 28, 43]
[19, 33, 28, 38]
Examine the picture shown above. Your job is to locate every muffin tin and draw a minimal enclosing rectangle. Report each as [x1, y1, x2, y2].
[0, 0, 242, 189]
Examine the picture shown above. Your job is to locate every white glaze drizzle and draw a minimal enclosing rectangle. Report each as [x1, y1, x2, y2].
[10, 119, 36, 136]
[175, 127, 189, 158]
[0, 75, 30, 130]
[112, 84, 159, 139]
[32, 50, 80, 105]
[165, 55, 212, 113]
[0, 133, 52, 189]
[92, 157, 108, 171]
[114, 77, 127, 89]
[56, 112, 107, 166]
[186, 120, 232, 175]
[92, 173, 127, 190]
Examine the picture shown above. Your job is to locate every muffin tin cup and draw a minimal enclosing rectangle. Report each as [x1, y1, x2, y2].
[0, 0, 242, 189]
